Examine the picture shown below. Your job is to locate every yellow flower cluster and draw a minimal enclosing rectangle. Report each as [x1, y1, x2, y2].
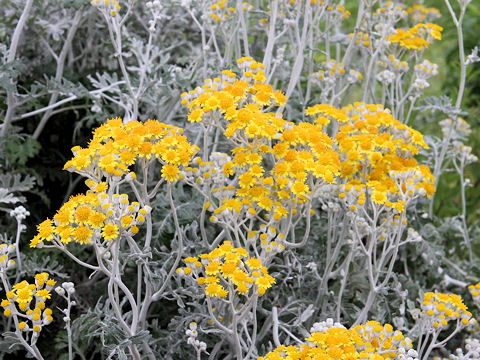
[178, 241, 275, 297]
[418, 292, 472, 330]
[208, 0, 235, 22]
[330, 102, 434, 210]
[30, 182, 150, 247]
[348, 30, 371, 48]
[378, 54, 409, 73]
[183, 58, 340, 222]
[305, 103, 349, 128]
[406, 4, 441, 23]
[250, 224, 286, 256]
[374, 1, 406, 17]
[1, 273, 55, 334]
[184, 59, 435, 224]
[290, 2, 350, 20]
[468, 282, 480, 306]
[182, 57, 280, 115]
[312, 59, 348, 81]
[331, 4, 350, 19]
[389, 23, 443, 50]
[289, 0, 325, 5]
[259, 321, 417, 360]
[350, 321, 417, 359]
[298, 3, 350, 19]
[90, 0, 121, 17]
[63, 119, 197, 183]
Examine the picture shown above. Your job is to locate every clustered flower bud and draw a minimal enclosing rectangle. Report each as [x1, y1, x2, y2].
[9, 206, 30, 222]
[1, 273, 57, 336]
[185, 322, 207, 354]
[90, 0, 121, 17]
[0, 243, 16, 273]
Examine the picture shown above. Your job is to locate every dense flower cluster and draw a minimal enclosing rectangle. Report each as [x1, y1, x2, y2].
[378, 55, 409, 75]
[179, 241, 275, 297]
[91, 0, 121, 17]
[439, 117, 471, 140]
[182, 57, 283, 118]
[311, 60, 362, 87]
[249, 224, 286, 257]
[406, 4, 441, 23]
[348, 30, 371, 49]
[182, 58, 340, 223]
[259, 320, 418, 360]
[1, 273, 55, 335]
[330, 102, 435, 211]
[285, 1, 350, 20]
[305, 103, 349, 128]
[414, 292, 472, 330]
[208, 0, 235, 22]
[468, 283, 480, 307]
[30, 185, 151, 247]
[412, 60, 438, 90]
[373, 1, 406, 18]
[325, 3, 351, 20]
[389, 23, 443, 50]
[63, 119, 197, 183]
[32, 119, 196, 247]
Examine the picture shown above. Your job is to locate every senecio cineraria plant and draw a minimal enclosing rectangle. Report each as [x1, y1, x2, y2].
[1, 0, 480, 359]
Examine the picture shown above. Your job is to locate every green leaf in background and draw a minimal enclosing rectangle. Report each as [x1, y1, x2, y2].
[3, 134, 41, 166]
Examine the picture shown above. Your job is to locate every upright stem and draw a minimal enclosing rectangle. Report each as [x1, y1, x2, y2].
[14, 219, 22, 280]
[237, 0, 250, 56]
[454, 159, 472, 262]
[229, 292, 242, 360]
[284, 1, 311, 101]
[33, 10, 82, 139]
[1, 0, 34, 139]
[244, 297, 258, 359]
[341, 1, 365, 68]
[272, 305, 281, 347]
[64, 292, 74, 360]
[430, 1, 468, 215]
[263, 0, 278, 75]
[151, 184, 184, 301]
[104, 14, 138, 121]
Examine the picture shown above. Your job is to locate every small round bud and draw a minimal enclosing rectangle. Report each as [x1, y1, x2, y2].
[55, 287, 66, 295]
[7, 260, 15, 270]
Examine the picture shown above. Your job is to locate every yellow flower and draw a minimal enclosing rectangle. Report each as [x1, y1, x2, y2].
[290, 181, 310, 197]
[73, 225, 93, 244]
[238, 172, 256, 188]
[205, 261, 221, 276]
[205, 283, 227, 297]
[161, 164, 180, 182]
[102, 223, 119, 241]
[245, 257, 262, 269]
[16, 287, 34, 304]
[35, 289, 51, 300]
[37, 219, 55, 241]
